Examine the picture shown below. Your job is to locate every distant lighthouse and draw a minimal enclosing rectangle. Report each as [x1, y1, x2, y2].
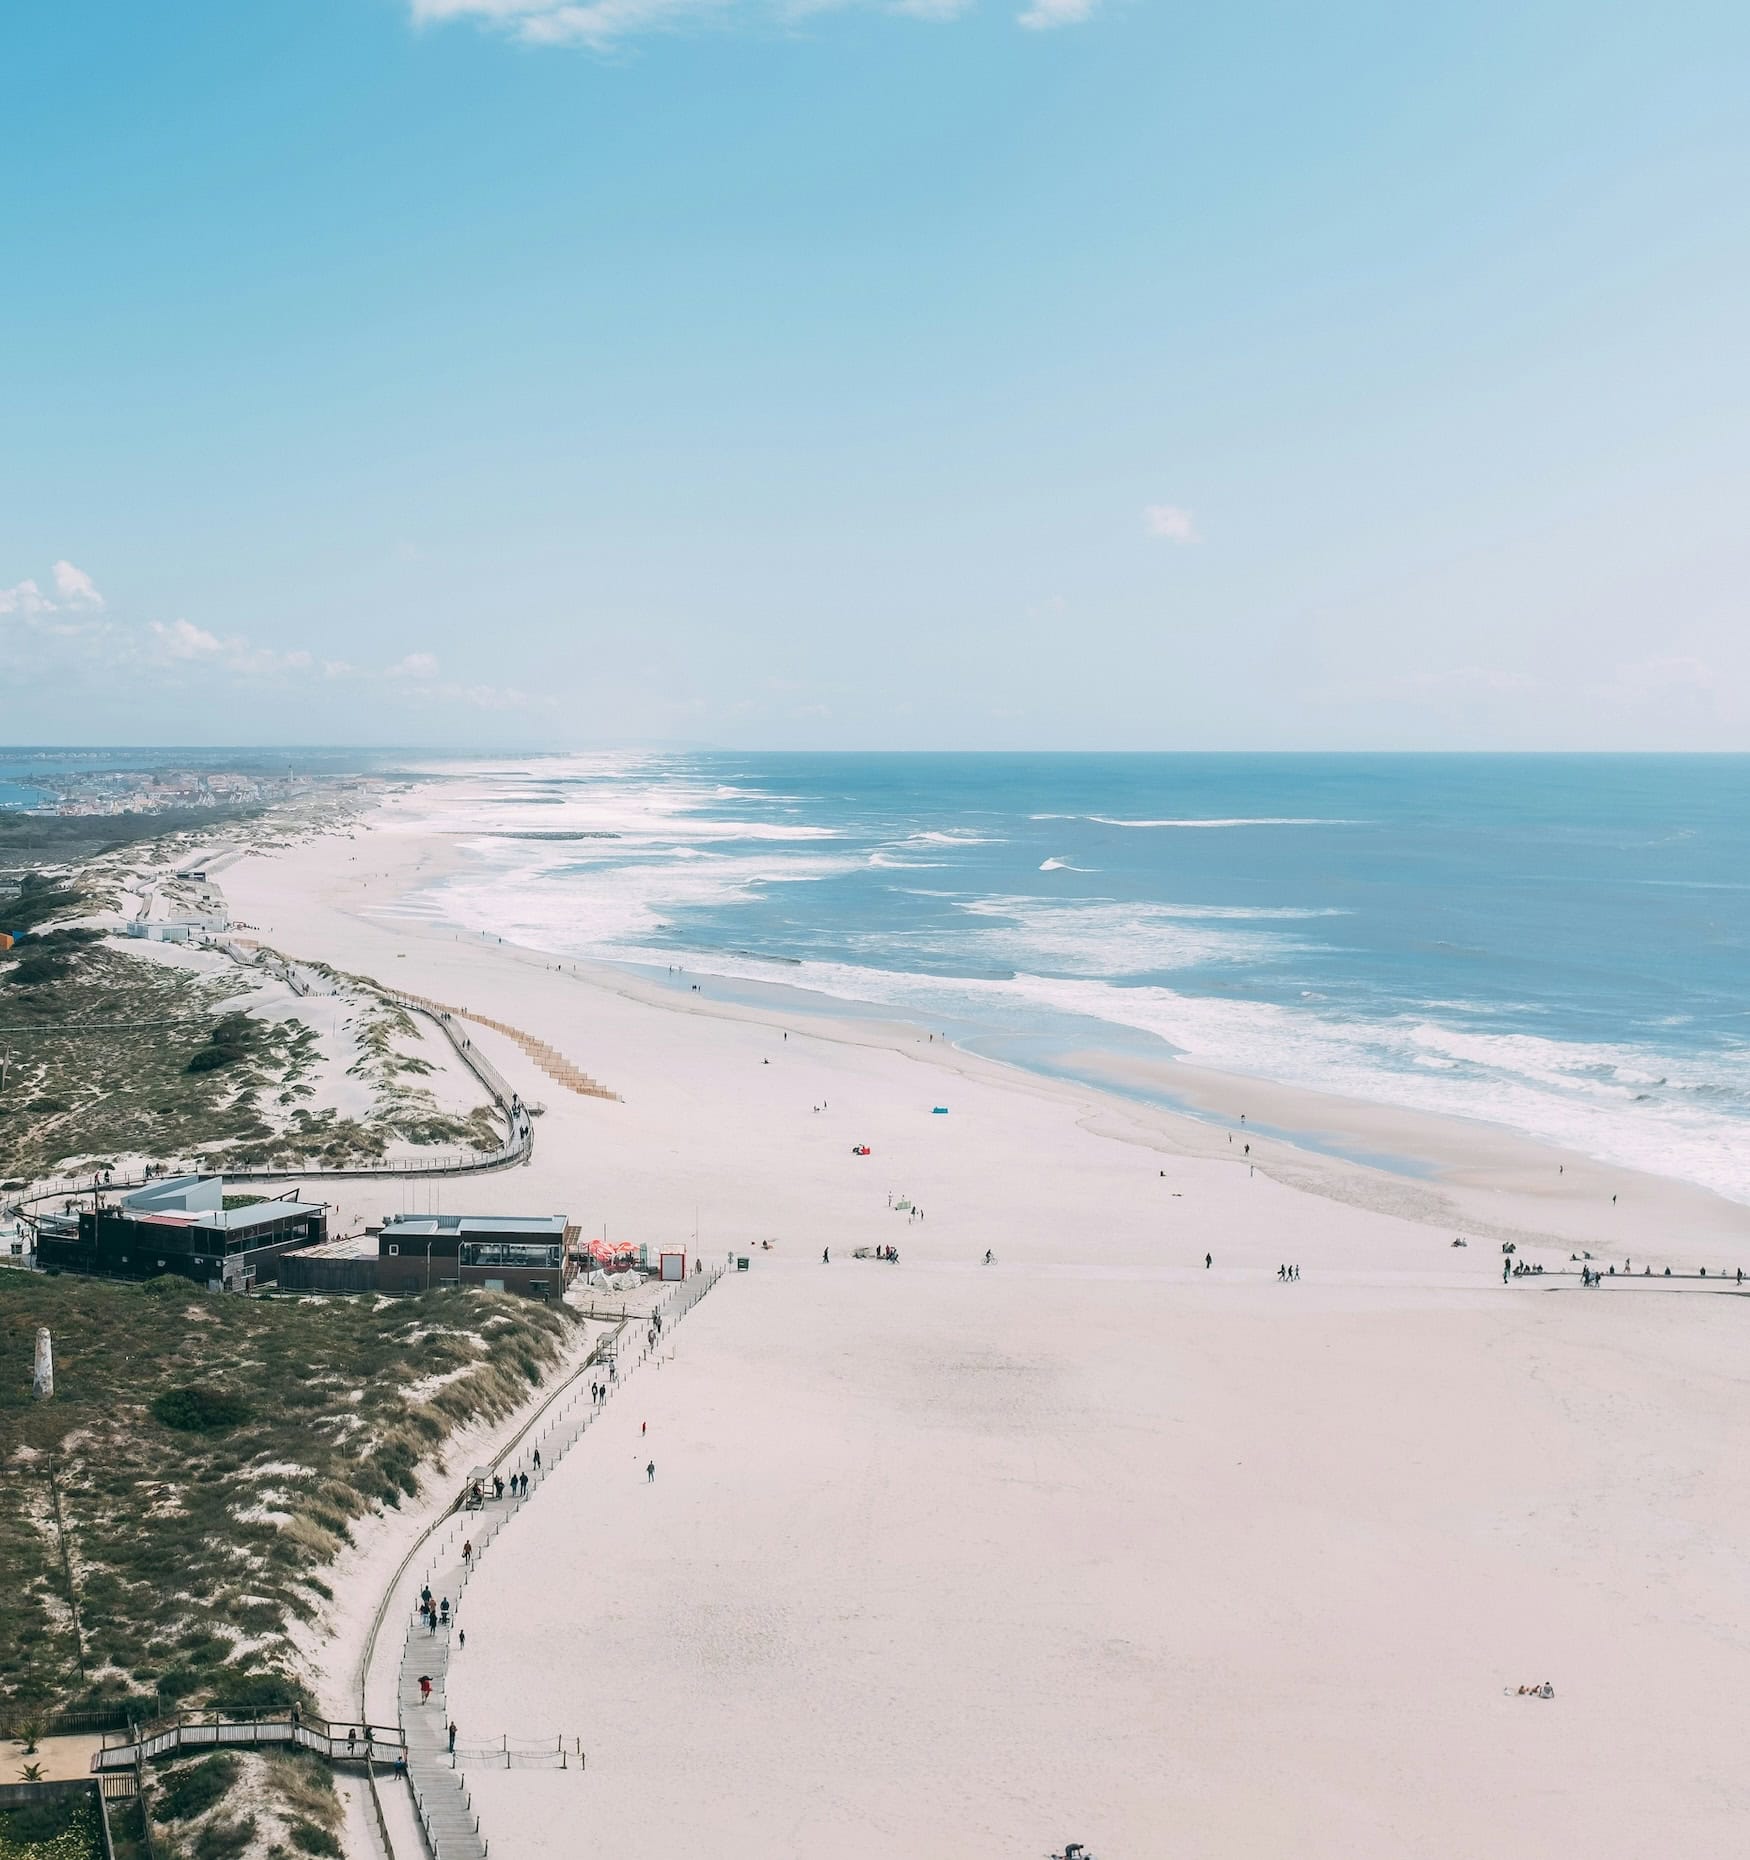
[32, 1327, 53, 1400]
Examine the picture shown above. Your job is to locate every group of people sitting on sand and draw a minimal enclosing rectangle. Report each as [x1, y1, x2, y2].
[1512, 1681, 1555, 1699]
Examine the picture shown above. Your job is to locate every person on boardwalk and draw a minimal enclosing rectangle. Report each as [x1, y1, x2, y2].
[448, 1722, 457, 1754]
[346, 1728, 357, 1755]
[647, 1460, 656, 1482]
[533, 1449, 542, 1471]
[462, 1539, 472, 1566]
[457, 1629, 466, 1652]
[418, 1675, 432, 1704]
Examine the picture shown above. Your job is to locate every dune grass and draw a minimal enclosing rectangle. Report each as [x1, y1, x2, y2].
[0, 1272, 573, 1720]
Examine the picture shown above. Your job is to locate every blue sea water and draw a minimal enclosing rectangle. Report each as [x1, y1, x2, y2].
[383, 752, 1750, 1202]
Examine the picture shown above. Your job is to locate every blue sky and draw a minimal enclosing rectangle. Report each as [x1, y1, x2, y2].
[2, 0, 1747, 748]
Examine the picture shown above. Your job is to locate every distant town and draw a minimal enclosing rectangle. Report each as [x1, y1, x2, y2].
[15, 765, 336, 817]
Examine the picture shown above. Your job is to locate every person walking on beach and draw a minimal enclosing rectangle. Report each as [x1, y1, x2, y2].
[1205, 1252, 1212, 1270]
[647, 1460, 656, 1482]
[823, 1247, 830, 1263]
[457, 1629, 465, 1652]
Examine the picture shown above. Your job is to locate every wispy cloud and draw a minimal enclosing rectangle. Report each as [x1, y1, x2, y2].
[52, 559, 104, 608]
[150, 618, 225, 660]
[2, 561, 549, 714]
[0, 560, 103, 617]
[1018, 0, 1097, 27]
[1143, 504, 1200, 544]
[409, 0, 1091, 47]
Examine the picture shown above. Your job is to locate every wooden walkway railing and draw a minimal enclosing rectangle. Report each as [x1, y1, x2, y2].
[94, 1712, 406, 1771]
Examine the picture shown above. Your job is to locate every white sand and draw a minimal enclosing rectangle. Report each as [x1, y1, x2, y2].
[220, 813, 1750, 1860]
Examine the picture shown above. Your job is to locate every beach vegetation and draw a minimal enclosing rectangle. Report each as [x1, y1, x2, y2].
[149, 1386, 253, 1433]
[154, 1757, 240, 1824]
[0, 1273, 573, 1721]
[0, 1792, 101, 1860]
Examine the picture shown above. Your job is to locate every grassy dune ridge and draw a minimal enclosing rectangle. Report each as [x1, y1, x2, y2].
[0, 1273, 575, 1719]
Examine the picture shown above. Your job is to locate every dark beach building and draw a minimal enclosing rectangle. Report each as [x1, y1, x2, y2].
[377, 1213, 573, 1298]
[36, 1175, 327, 1290]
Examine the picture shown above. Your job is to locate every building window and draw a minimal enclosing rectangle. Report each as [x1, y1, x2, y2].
[459, 1241, 561, 1268]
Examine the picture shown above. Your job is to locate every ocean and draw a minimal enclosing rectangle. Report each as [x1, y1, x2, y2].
[374, 752, 1750, 1202]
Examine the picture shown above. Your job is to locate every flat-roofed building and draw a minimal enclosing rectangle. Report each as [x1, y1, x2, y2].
[37, 1175, 327, 1290]
[378, 1213, 572, 1298]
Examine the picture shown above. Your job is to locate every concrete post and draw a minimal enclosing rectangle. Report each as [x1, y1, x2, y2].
[33, 1326, 53, 1399]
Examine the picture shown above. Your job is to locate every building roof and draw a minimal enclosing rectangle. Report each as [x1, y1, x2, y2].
[294, 1233, 380, 1260]
[379, 1214, 566, 1237]
[127, 1200, 324, 1233]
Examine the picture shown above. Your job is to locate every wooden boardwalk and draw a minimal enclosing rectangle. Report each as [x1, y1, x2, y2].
[394, 992, 620, 1102]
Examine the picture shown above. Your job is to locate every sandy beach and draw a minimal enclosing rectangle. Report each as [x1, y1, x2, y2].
[220, 805, 1750, 1859]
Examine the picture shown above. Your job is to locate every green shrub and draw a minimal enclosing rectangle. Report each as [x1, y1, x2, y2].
[208, 1671, 301, 1714]
[154, 1754, 239, 1823]
[288, 1822, 342, 1857]
[194, 1815, 256, 1860]
[150, 1386, 253, 1432]
[0, 1795, 81, 1843]
[7, 955, 70, 988]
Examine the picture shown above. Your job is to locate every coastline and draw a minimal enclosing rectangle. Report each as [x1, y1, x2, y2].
[228, 803, 1750, 1264]
[214, 797, 1750, 1859]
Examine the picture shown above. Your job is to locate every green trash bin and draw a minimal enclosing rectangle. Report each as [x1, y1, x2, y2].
[736, 1256, 750, 1272]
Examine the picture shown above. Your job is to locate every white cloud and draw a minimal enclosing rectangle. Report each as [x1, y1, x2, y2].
[51, 560, 104, 608]
[1144, 504, 1200, 544]
[1018, 0, 1097, 26]
[411, 0, 1083, 46]
[150, 618, 225, 660]
[0, 578, 52, 617]
[411, 0, 724, 45]
[2, 560, 553, 716]
[1, 560, 103, 616]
